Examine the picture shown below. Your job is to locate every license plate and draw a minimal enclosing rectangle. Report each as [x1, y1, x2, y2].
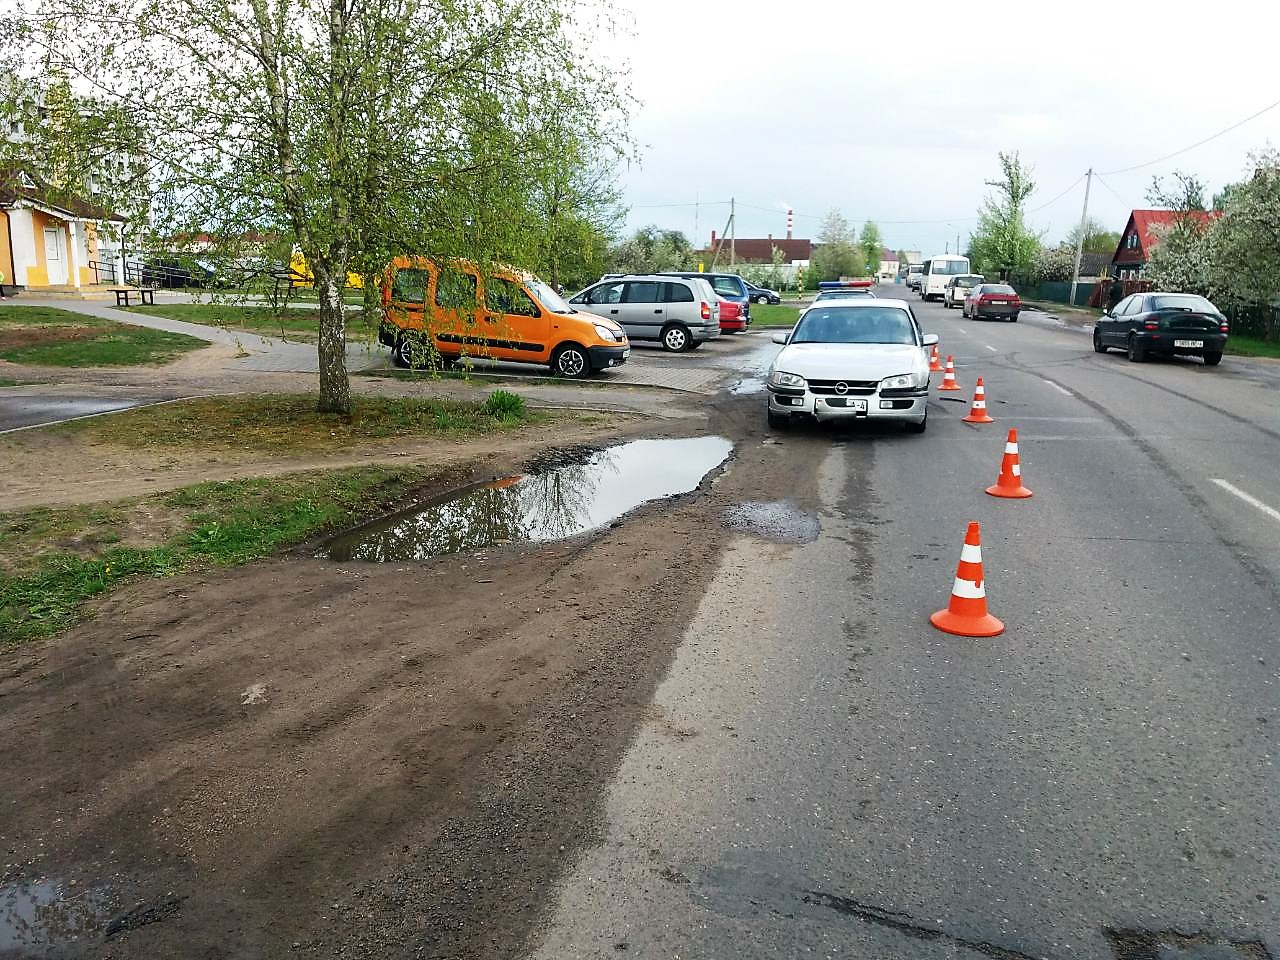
[1174, 339, 1203, 348]
[824, 398, 867, 410]
[992, 300, 1009, 305]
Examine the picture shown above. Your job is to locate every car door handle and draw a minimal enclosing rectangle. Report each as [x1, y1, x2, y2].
[610, 308, 619, 314]
[653, 309, 663, 314]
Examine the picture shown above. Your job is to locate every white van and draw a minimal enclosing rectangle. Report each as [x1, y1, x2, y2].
[919, 255, 972, 301]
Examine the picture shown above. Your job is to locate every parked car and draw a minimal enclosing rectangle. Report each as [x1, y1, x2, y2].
[943, 274, 985, 309]
[744, 280, 781, 305]
[963, 283, 1021, 321]
[715, 297, 745, 333]
[765, 298, 937, 433]
[659, 272, 751, 328]
[1093, 291, 1228, 365]
[140, 257, 216, 289]
[569, 275, 720, 352]
[381, 257, 629, 377]
[904, 264, 924, 291]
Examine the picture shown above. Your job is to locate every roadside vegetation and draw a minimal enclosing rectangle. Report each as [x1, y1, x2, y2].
[1224, 334, 1280, 359]
[0, 306, 206, 367]
[125, 303, 378, 343]
[0, 464, 443, 644]
[55, 393, 544, 454]
[750, 304, 801, 328]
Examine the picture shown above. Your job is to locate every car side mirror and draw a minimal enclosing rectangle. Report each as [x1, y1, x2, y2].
[772, 332, 789, 345]
[922, 333, 939, 346]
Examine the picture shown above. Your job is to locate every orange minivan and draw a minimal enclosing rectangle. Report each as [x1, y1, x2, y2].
[378, 256, 629, 378]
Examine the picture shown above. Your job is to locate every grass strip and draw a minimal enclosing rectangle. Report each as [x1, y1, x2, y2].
[0, 306, 206, 367]
[749, 303, 801, 328]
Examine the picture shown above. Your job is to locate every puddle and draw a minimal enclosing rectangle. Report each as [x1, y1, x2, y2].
[723, 501, 821, 544]
[326, 436, 733, 562]
[730, 377, 765, 395]
[1, 878, 113, 952]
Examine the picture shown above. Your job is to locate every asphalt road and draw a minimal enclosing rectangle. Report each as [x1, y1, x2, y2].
[529, 293, 1280, 958]
[0, 392, 187, 433]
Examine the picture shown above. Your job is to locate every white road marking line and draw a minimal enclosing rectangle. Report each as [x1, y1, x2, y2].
[1042, 379, 1074, 397]
[955, 327, 968, 335]
[1211, 479, 1280, 525]
[984, 344, 998, 352]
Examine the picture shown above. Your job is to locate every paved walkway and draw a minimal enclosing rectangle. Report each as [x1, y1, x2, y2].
[4, 297, 777, 394]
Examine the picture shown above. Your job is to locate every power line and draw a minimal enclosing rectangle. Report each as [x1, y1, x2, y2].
[1029, 173, 1087, 213]
[1098, 96, 1280, 176]
[1092, 173, 1134, 210]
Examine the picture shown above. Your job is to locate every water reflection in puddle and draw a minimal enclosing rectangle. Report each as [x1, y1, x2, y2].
[1, 878, 112, 952]
[326, 436, 733, 562]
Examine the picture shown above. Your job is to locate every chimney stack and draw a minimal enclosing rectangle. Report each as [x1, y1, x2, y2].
[711, 229, 717, 249]
[786, 208, 793, 241]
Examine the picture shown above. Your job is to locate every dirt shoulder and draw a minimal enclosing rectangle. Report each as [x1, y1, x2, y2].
[0, 393, 831, 959]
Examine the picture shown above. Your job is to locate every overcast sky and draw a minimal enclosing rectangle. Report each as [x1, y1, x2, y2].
[610, 0, 1280, 257]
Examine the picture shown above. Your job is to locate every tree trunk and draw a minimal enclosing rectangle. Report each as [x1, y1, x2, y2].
[314, 268, 352, 414]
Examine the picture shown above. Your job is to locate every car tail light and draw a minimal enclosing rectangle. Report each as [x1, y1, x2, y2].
[701, 301, 711, 320]
[1144, 319, 1159, 330]
[1220, 321, 1229, 332]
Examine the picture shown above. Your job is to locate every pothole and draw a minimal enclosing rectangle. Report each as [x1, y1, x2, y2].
[325, 436, 733, 562]
[0, 877, 114, 952]
[723, 500, 821, 544]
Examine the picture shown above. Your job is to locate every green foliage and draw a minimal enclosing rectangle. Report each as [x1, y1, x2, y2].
[481, 389, 527, 421]
[1147, 171, 1207, 212]
[858, 222, 884, 274]
[809, 208, 865, 282]
[604, 227, 696, 277]
[1065, 218, 1122, 254]
[0, 466, 436, 644]
[1033, 247, 1076, 283]
[968, 151, 1040, 278]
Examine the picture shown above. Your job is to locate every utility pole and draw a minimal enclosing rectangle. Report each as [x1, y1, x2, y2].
[1069, 169, 1093, 307]
[729, 197, 736, 269]
[693, 192, 699, 251]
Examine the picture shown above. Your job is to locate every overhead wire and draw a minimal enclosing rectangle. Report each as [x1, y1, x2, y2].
[1098, 96, 1280, 175]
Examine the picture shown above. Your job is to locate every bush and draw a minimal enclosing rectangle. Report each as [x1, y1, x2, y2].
[482, 389, 526, 420]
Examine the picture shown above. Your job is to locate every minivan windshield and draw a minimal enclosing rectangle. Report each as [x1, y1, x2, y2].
[929, 259, 971, 276]
[525, 278, 575, 314]
[792, 306, 916, 345]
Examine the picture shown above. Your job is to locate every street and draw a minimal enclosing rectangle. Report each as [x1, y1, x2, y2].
[2, 293, 1278, 960]
[529, 294, 1280, 959]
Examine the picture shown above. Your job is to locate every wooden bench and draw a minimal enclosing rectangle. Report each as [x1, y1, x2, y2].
[114, 287, 157, 307]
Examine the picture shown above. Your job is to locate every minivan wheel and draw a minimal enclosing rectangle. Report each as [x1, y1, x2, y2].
[551, 344, 590, 378]
[661, 324, 692, 352]
[394, 332, 425, 369]
[1127, 334, 1146, 363]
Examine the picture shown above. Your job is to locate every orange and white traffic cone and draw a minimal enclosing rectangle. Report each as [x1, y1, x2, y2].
[937, 355, 961, 391]
[986, 428, 1033, 499]
[929, 343, 943, 372]
[930, 521, 1005, 637]
[962, 377, 995, 423]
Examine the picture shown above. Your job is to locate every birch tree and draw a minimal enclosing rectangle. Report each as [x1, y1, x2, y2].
[1, 0, 629, 413]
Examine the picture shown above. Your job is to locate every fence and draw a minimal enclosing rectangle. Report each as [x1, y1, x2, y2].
[1016, 280, 1100, 308]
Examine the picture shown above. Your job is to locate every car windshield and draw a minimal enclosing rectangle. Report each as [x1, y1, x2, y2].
[956, 277, 980, 287]
[1149, 294, 1217, 313]
[525, 278, 575, 314]
[791, 307, 916, 345]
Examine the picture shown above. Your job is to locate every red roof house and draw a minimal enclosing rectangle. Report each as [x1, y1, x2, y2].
[1111, 209, 1220, 277]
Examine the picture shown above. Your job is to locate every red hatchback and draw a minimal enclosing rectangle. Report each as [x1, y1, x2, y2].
[717, 297, 748, 332]
[963, 283, 1021, 321]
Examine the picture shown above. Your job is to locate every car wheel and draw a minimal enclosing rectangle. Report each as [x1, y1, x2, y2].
[1203, 351, 1223, 366]
[661, 324, 692, 352]
[905, 408, 927, 434]
[1093, 329, 1108, 353]
[767, 406, 789, 429]
[1010, 313, 1019, 322]
[1127, 334, 1146, 363]
[551, 343, 591, 378]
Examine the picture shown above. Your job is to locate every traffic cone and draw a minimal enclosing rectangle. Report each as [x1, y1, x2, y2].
[929, 343, 943, 372]
[962, 377, 995, 423]
[930, 521, 1005, 637]
[986, 428, 1033, 499]
[937, 355, 961, 391]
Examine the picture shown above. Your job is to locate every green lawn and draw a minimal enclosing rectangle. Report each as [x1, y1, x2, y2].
[1225, 334, 1280, 359]
[0, 464, 439, 644]
[750, 303, 801, 328]
[56, 392, 543, 454]
[0, 306, 207, 367]
[124, 303, 378, 342]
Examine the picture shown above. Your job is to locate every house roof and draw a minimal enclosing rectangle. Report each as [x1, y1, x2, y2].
[1119, 209, 1219, 261]
[1078, 251, 1112, 277]
[711, 236, 813, 262]
[0, 166, 124, 222]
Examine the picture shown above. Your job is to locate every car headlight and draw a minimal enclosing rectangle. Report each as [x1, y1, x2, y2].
[593, 324, 619, 343]
[880, 373, 917, 391]
[768, 370, 806, 388]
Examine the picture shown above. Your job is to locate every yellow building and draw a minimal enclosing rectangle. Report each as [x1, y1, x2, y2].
[0, 168, 124, 292]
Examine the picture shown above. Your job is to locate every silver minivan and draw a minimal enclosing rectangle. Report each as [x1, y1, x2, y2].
[569, 275, 721, 352]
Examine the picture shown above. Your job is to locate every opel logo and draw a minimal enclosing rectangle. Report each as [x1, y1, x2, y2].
[834, 381, 849, 395]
